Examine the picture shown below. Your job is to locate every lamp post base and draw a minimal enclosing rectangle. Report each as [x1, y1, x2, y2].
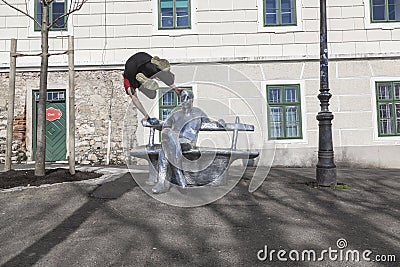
[316, 167, 337, 186]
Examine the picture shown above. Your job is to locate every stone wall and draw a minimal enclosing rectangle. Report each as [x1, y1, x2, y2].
[74, 70, 137, 165]
[0, 70, 138, 165]
[0, 74, 7, 162]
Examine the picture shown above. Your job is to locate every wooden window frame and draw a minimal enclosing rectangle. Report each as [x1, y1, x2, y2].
[263, 0, 297, 27]
[34, 0, 68, 32]
[370, 0, 400, 23]
[375, 81, 400, 136]
[158, 0, 191, 30]
[267, 84, 302, 140]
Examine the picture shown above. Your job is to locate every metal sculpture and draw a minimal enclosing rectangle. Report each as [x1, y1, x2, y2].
[130, 90, 259, 194]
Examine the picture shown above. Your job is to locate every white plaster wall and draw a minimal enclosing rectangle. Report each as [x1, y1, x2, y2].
[135, 59, 400, 168]
[2, 0, 400, 68]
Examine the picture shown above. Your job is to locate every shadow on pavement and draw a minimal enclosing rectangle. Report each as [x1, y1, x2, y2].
[2, 173, 137, 267]
[1, 168, 399, 266]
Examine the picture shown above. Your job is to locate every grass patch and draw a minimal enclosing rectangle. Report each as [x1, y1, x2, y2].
[306, 181, 351, 190]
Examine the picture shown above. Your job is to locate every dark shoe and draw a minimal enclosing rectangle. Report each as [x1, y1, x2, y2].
[151, 56, 170, 71]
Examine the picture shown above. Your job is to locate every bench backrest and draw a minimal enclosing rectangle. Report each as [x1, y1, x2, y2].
[142, 116, 254, 150]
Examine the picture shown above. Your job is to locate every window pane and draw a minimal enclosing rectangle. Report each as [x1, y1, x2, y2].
[379, 103, 394, 134]
[394, 84, 400, 99]
[285, 87, 298, 102]
[396, 3, 400, 20]
[176, 7, 189, 27]
[36, 0, 43, 24]
[373, 0, 385, 4]
[162, 91, 175, 106]
[281, 0, 293, 9]
[266, 9, 278, 24]
[162, 109, 172, 121]
[269, 87, 281, 103]
[281, 9, 294, 24]
[161, 8, 173, 27]
[160, 0, 173, 8]
[389, 4, 396, 20]
[160, 0, 173, 27]
[265, 0, 278, 25]
[373, 5, 386, 20]
[269, 107, 284, 138]
[176, 0, 188, 8]
[378, 84, 392, 100]
[286, 106, 300, 137]
[266, 0, 278, 9]
[52, 1, 66, 28]
[388, 3, 400, 20]
[396, 103, 400, 133]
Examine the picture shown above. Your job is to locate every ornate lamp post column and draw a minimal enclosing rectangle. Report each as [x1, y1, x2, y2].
[316, 0, 337, 186]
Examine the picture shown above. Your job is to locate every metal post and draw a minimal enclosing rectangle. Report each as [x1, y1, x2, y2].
[231, 116, 240, 150]
[68, 35, 75, 175]
[316, 0, 336, 186]
[5, 39, 17, 171]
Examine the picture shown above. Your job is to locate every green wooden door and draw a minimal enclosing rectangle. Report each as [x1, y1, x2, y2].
[33, 90, 67, 161]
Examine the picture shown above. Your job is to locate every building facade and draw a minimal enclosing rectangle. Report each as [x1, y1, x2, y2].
[0, 0, 399, 167]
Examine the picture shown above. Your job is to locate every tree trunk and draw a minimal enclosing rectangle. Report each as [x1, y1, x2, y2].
[68, 35, 75, 175]
[35, 4, 49, 177]
[5, 39, 17, 171]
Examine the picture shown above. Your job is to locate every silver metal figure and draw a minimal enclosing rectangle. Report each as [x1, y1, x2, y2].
[152, 90, 220, 194]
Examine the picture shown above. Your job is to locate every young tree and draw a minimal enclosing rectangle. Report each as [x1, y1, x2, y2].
[1, 0, 87, 176]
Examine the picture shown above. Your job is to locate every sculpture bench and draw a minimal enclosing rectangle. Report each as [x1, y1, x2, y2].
[130, 116, 259, 187]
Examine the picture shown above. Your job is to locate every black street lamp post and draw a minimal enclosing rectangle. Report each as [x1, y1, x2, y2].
[316, 0, 337, 186]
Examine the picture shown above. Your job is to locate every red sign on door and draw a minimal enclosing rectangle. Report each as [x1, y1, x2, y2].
[46, 107, 62, 121]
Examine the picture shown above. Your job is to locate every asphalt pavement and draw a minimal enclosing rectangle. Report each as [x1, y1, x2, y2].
[0, 164, 399, 267]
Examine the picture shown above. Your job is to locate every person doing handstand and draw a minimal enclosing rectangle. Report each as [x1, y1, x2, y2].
[123, 52, 183, 124]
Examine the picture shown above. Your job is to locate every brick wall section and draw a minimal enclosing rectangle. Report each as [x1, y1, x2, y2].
[0, 73, 27, 162]
[0, 70, 137, 165]
[0, 75, 7, 161]
[12, 111, 27, 162]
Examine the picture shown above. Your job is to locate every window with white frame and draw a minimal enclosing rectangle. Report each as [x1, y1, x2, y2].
[264, 0, 296, 26]
[376, 81, 400, 136]
[371, 0, 400, 22]
[159, 0, 191, 29]
[267, 84, 302, 139]
[34, 0, 68, 31]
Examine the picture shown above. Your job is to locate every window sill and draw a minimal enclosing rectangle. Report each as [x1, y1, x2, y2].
[374, 135, 400, 142]
[365, 21, 400, 30]
[257, 23, 303, 33]
[27, 30, 71, 38]
[152, 27, 197, 36]
[266, 138, 307, 144]
[27, 17, 73, 38]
